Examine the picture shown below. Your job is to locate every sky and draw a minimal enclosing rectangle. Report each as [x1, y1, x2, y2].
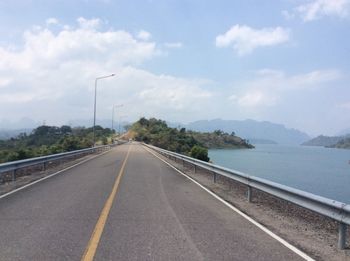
[0, 0, 349, 136]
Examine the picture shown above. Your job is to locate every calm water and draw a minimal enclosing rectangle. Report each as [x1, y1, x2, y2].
[209, 145, 350, 203]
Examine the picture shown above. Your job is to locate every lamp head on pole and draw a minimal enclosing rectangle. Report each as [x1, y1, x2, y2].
[96, 73, 116, 80]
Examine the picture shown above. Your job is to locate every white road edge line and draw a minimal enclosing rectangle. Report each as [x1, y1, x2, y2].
[0, 149, 113, 200]
[143, 146, 315, 261]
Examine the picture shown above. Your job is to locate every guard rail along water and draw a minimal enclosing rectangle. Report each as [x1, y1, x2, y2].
[0, 142, 123, 184]
[144, 143, 350, 250]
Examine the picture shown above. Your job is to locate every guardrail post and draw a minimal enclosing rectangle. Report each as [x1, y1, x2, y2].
[247, 186, 252, 202]
[43, 162, 47, 171]
[213, 172, 217, 183]
[194, 164, 197, 173]
[12, 169, 16, 183]
[338, 222, 347, 249]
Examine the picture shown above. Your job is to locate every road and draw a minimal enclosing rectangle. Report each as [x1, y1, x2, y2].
[0, 143, 306, 260]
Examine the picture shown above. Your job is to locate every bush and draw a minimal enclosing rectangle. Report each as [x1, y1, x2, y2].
[102, 136, 108, 145]
[190, 145, 209, 162]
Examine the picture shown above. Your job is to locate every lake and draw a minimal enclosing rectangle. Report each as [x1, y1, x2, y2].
[209, 144, 350, 203]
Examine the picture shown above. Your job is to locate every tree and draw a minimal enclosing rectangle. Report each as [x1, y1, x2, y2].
[139, 117, 149, 126]
[102, 136, 108, 145]
[60, 125, 72, 134]
[190, 145, 209, 162]
[61, 136, 80, 151]
[214, 130, 224, 136]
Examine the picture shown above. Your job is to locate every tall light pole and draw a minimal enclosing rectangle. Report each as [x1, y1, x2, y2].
[112, 104, 123, 133]
[93, 73, 115, 146]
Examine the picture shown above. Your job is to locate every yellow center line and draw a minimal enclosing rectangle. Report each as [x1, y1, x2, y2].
[81, 145, 132, 261]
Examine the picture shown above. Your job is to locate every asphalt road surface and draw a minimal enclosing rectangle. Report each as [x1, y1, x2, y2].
[0, 143, 306, 260]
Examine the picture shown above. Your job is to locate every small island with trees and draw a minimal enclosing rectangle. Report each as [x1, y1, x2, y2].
[126, 117, 254, 162]
[302, 134, 350, 149]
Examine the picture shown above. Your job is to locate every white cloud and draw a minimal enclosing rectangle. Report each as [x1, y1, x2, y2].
[229, 69, 341, 108]
[0, 18, 214, 125]
[77, 17, 101, 29]
[164, 42, 183, 49]
[137, 30, 152, 41]
[215, 24, 290, 56]
[237, 91, 277, 107]
[46, 18, 59, 26]
[0, 18, 158, 72]
[289, 70, 341, 87]
[282, 10, 295, 20]
[137, 74, 211, 111]
[0, 77, 12, 87]
[288, 0, 350, 21]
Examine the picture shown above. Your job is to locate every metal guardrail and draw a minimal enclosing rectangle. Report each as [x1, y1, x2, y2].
[0, 146, 103, 173]
[144, 143, 350, 249]
[0, 142, 123, 184]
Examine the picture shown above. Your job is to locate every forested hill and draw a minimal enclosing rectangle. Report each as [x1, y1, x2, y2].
[0, 125, 114, 163]
[128, 118, 254, 162]
[302, 134, 350, 148]
[327, 137, 350, 149]
[301, 135, 344, 147]
[189, 130, 254, 149]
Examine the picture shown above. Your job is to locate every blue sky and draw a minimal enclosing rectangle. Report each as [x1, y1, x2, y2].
[0, 0, 349, 135]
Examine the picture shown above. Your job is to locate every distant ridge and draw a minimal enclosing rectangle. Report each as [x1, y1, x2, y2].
[302, 135, 344, 147]
[302, 134, 350, 147]
[182, 119, 310, 145]
[0, 128, 33, 139]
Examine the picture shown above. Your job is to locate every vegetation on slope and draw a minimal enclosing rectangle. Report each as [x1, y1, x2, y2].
[0, 125, 114, 163]
[302, 135, 344, 147]
[189, 130, 254, 149]
[327, 137, 350, 149]
[129, 118, 254, 162]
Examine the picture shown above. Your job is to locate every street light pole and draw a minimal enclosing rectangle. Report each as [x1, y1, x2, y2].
[93, 73, 115, 146]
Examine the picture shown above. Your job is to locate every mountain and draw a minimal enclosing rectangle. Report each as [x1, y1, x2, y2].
[0, 117, 40, 129]
[183, 119, 310, 145]
[302, 135, 344, 147]
[328, 137, 350, 149]
[0, 128, 33, 139]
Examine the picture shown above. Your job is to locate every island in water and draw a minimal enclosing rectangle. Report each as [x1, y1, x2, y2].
[126, 118, 254, 162]
[302, 134, 350, 149]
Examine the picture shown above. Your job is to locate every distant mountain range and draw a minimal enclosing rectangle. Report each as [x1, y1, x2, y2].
[302, 134, 350, 147]
[302, 135, 344, 147]
[176, 119, 310, 145]
[0, 118, 130, 140]
[0, 128, 33, 139]
[6, 117, 350, 147]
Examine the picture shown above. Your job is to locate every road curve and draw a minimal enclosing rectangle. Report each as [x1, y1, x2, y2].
[0, 143, 305, 260]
